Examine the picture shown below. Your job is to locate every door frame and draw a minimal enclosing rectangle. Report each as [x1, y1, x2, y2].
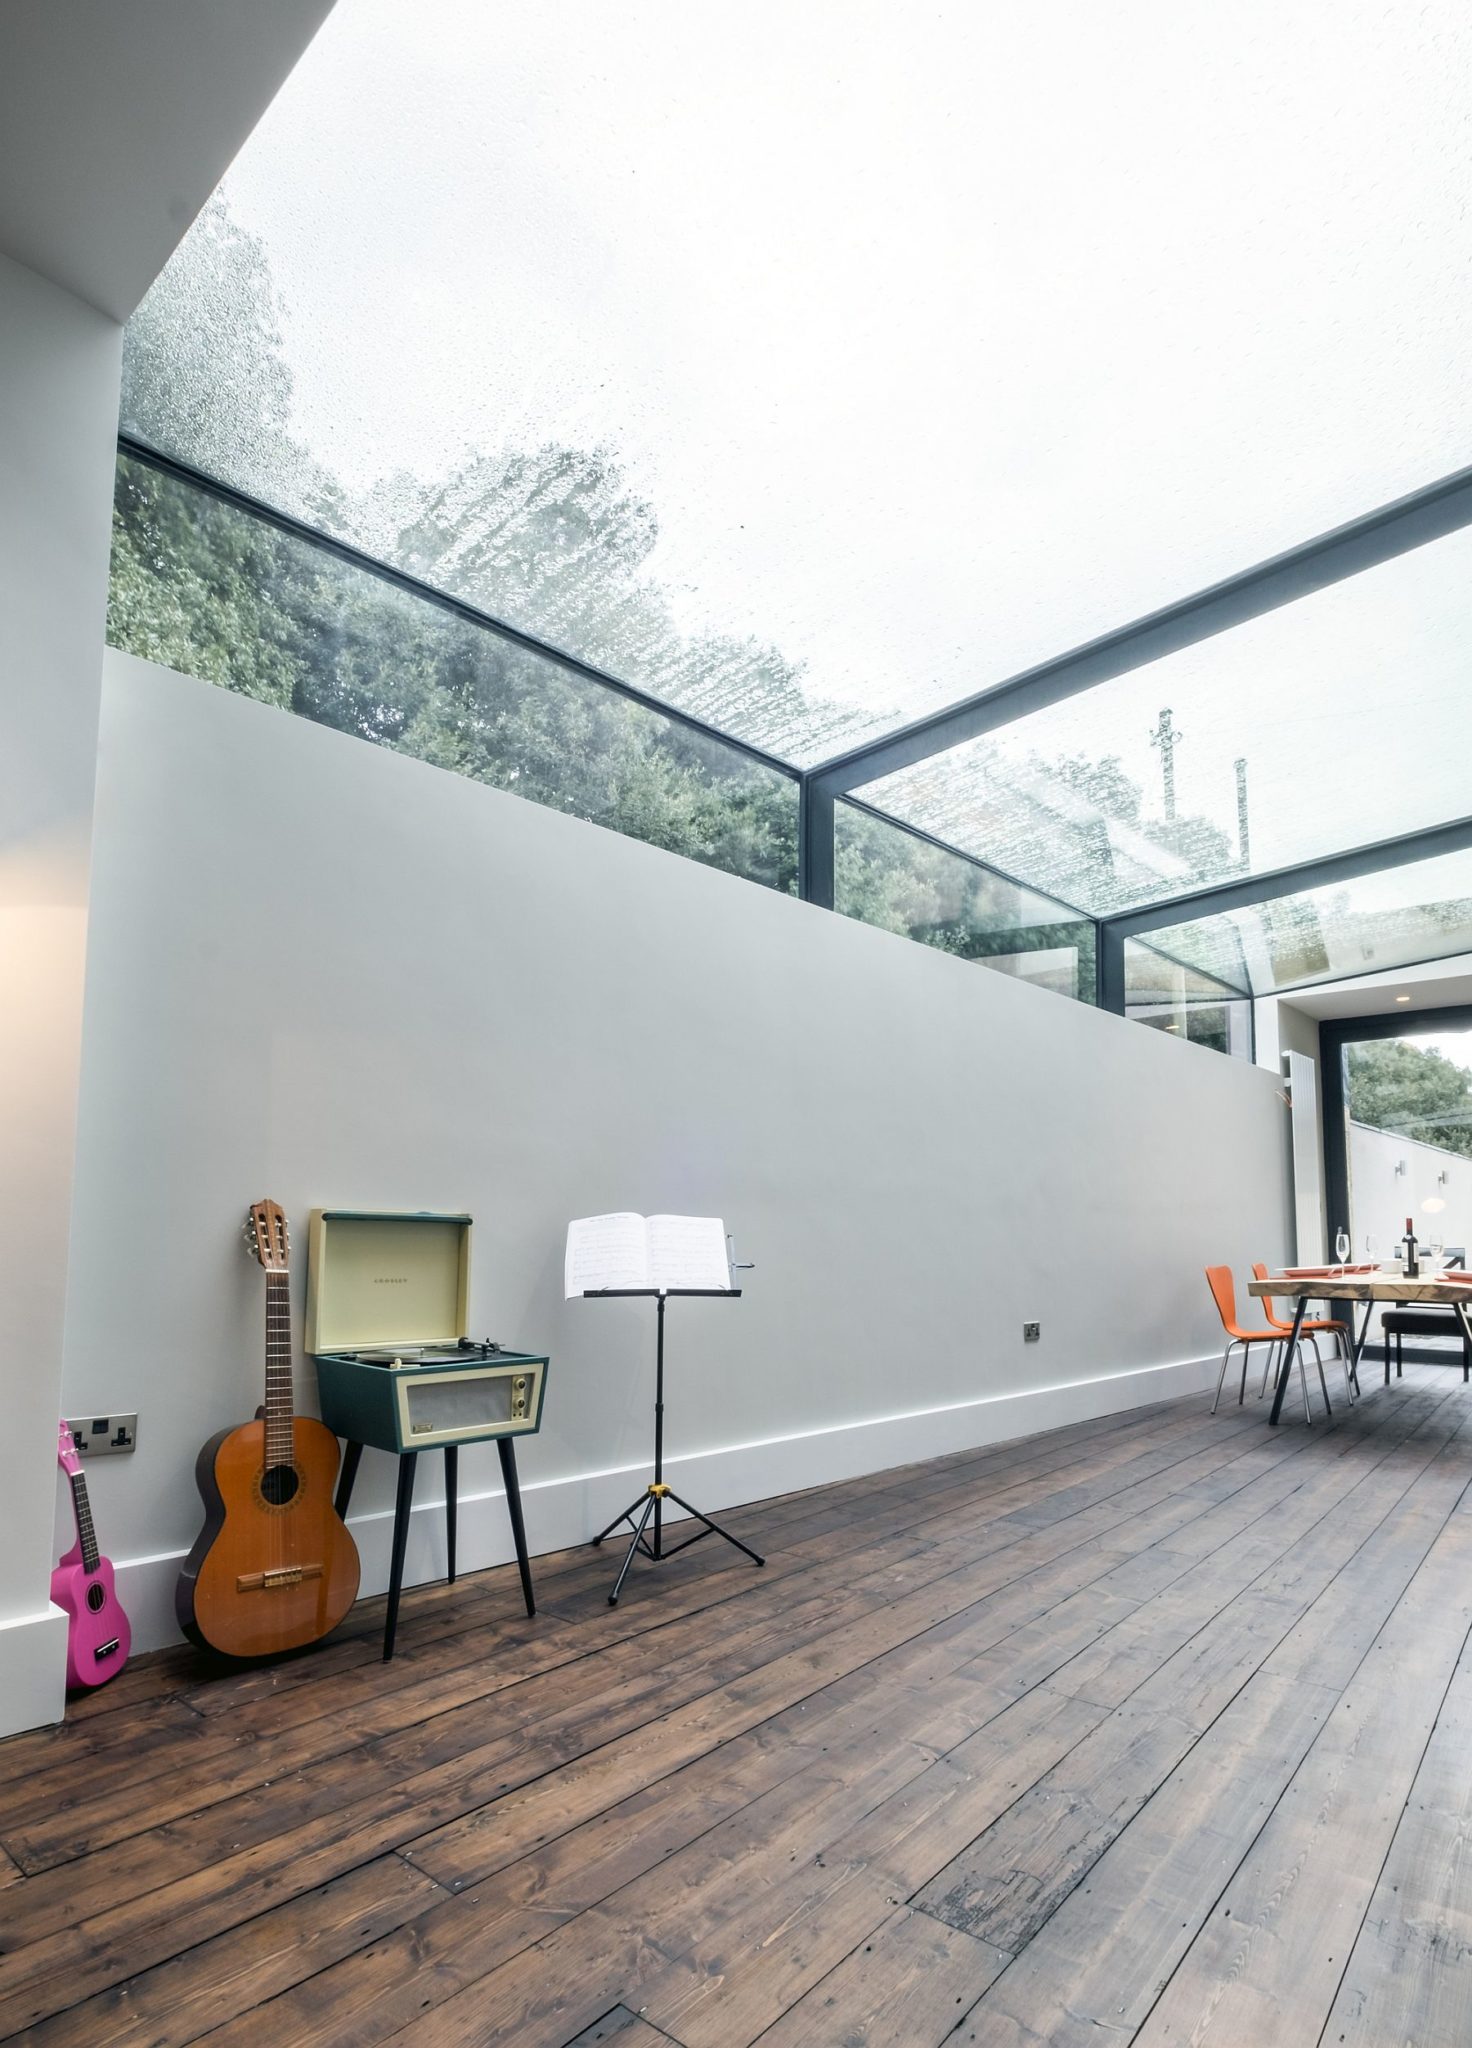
[1321, 1002, 1472, 1365]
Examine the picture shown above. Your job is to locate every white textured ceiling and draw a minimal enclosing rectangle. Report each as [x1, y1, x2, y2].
[1281, 959, 1472, 1022]
[0, 0, 334, 321]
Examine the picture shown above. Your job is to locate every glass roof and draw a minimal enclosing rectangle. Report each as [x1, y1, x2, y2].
[1138, 850, 1472, 998]
[122, 0, 1472, 768]
[858, 519, 1472, 916]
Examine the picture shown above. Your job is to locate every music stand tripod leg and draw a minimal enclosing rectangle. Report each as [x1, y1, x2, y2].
[664, 1490, 765, 1567]
[592, 1493, 650, 1547]
[608, 1492, 658, 1607]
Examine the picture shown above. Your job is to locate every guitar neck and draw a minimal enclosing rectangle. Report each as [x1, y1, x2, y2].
[264, 1269, 295, 1465]
[68, 1470, 100, 1575]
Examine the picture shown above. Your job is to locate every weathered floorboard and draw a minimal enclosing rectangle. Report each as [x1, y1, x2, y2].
[1, 1371, 1469, 2048]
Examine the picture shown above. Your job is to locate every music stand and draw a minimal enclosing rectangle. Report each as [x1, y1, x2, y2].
[584, 1287, 765, 1605]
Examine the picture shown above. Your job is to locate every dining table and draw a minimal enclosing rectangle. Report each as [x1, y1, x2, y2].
[1249, 1269, 1472, 1424]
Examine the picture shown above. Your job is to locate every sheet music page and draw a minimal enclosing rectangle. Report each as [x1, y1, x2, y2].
[646, 1215, 731, 1292]
[565, 1214, 653, 1297]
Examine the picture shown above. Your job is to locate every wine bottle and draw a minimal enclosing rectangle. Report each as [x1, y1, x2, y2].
[1403, 1216, 1419, 1279]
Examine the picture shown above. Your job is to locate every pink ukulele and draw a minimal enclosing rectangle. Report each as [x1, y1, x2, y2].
[52, 1421, 131, 1689]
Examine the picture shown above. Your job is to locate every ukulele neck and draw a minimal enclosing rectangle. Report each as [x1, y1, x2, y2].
[264, 1270, 295, 1465]
[69, 1470, 100, 1575]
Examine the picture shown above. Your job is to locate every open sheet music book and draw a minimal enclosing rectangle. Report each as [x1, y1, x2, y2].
[565, 1214, 733, 1298]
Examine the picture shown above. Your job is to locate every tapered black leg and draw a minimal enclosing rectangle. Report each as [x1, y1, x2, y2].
[1268, 1297, 1310, 1424]
[334, 1439, 363, 1520]
[444, 1445, 458, 1585]
[384, 1452, 418, 1662]
[498, 1437, 536, 1616]
[1350, 1303, 1372, 1396]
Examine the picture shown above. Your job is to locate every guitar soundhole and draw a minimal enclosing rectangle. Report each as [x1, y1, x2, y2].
[260, 1464, 301, 1507]
[86, 1582, 107, 1614]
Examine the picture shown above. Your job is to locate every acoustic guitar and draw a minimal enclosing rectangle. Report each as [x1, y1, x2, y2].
[53, 1421, 132, 1689]
[176, 1199, 360, 1658]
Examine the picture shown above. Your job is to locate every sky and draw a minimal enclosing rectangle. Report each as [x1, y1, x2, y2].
[191, 0, 1472, 836]
[1408, 1032, 1472, 1075]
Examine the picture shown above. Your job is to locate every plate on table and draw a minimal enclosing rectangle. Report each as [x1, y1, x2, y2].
[1279, 1264, 1375, 1278]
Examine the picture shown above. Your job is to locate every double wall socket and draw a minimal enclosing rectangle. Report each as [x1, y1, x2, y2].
[64, 1415, 138, 1457]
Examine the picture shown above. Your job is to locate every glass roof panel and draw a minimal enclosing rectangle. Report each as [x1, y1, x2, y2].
[1140, 850, 1472, 998]
[1124, 944, 1252, 1057]
[859, 520, 1472, 915]
[122, 0, 1472, 766]
[835, 800, 1096, 1003]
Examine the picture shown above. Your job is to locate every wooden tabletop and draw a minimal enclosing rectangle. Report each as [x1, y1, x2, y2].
[1249, 1273, 1472, 1304]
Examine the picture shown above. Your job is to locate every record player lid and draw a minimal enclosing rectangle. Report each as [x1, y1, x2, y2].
[305, 1210, 472, 1354]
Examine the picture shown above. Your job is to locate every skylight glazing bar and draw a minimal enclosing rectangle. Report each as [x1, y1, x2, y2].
[1106, 811, 1472, 941]
[798, 776, 835, 907]
[808, 456, 1472, 800]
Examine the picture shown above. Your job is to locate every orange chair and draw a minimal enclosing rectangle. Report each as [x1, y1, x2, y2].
[1251, 1263, 1356, 1408]
[1205, 1265, 1303, 1418]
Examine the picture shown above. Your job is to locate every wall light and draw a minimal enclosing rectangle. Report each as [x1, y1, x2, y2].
[1395, 994, 1411, 1004]
[1394, 1160, 1407, 1177]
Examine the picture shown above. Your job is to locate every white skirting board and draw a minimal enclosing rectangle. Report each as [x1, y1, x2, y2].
[0, 1603, 69, 1738]
[106, 1352, 1219, 1658]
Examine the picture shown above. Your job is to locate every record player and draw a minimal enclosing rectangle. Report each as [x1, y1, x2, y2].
[306, 1209, 547, 1659]
[307, 1209, 548, 1453]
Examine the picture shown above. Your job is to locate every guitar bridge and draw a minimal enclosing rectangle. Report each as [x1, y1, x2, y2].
[93, 1638, 121, 1660]
[235, 1564, 325, 1592]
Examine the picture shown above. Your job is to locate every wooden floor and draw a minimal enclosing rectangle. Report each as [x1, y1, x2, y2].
[4, 1368, 1472, 2046]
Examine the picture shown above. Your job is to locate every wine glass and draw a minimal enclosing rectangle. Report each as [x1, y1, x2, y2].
[1335, 1227, 1350, 1271]
[1365, 1233, 1378, 1267]
[1430, 1232, 1445, 1270]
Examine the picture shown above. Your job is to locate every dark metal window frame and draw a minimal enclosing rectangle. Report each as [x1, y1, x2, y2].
[794, 457, 1472, 1027]
[121, 432, 1472, 1033]
[1321, 1002, 1472, 1363]
[800, 454, 1472, 823]
[1321, 1002, 1472, 1247]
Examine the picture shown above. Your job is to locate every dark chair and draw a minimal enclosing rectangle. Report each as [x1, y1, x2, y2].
[1380, 1251, 1470, 1384]
[1251, 1264, 1355, 1405]
[1380, 1309, 1471, 1383]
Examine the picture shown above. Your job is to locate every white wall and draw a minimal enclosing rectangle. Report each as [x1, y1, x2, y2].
[62, 652, 1295, 1653]
[1349, 1121, 1472, 1262]
[0, 253, 121, 1733]
[1258, 999, 1326, 1263]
